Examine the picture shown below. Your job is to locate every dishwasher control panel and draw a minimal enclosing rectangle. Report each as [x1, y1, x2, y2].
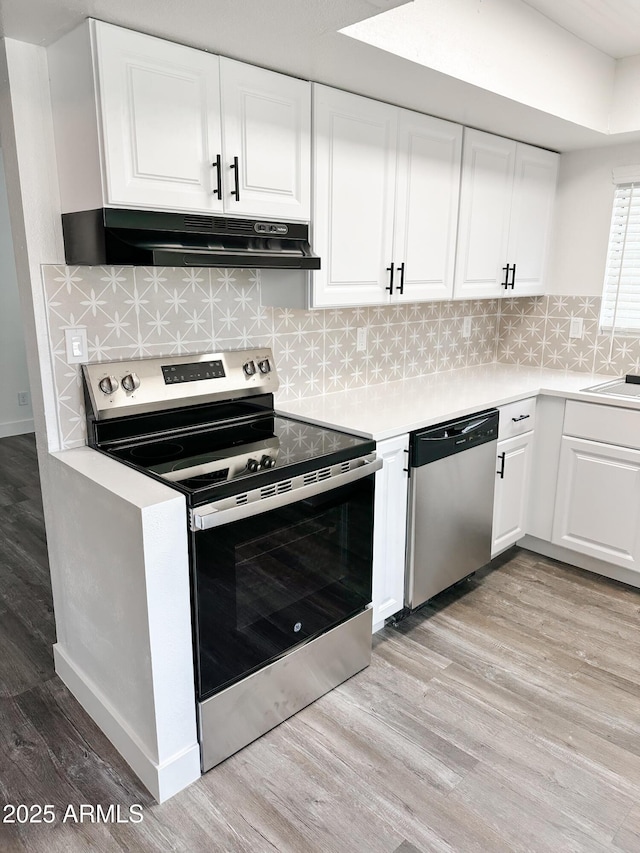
[411, 409, 499, 466]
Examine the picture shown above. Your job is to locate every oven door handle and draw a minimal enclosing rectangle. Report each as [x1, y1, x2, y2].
[190, 454, 383, 531]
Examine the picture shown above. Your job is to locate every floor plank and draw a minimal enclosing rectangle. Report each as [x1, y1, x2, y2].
[1, 434, 640, 852]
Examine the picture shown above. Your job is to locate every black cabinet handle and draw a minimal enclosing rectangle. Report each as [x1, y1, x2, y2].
[512, 414, 530, 422]
[230, 156, 240, 201]
[397, 262, 405, 295]
[212, 154, 222, 198]
[386, 262, 395, 295]
[497, 452, 506, 479]
[509, 263, 517, 289]
[501, 265, 510, 289]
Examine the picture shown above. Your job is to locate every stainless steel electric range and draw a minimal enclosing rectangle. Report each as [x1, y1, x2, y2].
[83, 348, 380, 771]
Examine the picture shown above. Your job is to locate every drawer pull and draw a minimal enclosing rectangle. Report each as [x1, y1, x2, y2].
[512, 414, 530, 422]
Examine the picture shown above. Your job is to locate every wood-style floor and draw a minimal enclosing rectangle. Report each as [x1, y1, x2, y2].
[1, 434, 640, 852]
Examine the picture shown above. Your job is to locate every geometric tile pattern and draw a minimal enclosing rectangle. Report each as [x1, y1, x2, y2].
[42, 265, 501, 449]
[48, 272, 632, 452]
[497, 295, 640, 377]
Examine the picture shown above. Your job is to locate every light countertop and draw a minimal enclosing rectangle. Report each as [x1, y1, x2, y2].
[276, 363, 631, 440]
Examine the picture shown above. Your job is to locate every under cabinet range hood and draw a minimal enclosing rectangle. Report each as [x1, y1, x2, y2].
[61, 208, 321, 270]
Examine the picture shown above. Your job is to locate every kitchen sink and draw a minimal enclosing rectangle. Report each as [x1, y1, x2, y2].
[582, 376, 640, 398]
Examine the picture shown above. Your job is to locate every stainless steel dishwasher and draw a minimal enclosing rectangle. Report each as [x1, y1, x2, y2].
[406, 409, 499, 610]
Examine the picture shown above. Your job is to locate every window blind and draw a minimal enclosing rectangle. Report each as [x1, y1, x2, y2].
[600, 179, 640, 334]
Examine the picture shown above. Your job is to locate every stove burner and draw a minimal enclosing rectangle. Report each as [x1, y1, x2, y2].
[130, 442, 184, 462]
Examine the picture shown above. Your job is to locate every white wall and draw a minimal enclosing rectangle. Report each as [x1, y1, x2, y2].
[0, 150, 33, 436]
[610, 56, 640, 135]
[548, 141, 640, 296]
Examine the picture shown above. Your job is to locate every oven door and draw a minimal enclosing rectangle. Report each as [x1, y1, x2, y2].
[190, 455, 381, 701]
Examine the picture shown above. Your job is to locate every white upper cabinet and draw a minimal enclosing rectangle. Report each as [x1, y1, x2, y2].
[220, 60, 310, 220]
[393, 111, 463, 302]
[454, 128, 558, 299]
[312, 84, 462, 308]
[312, 86, 398, 307]
[507, 143, 559, 296]
[95, 23, 223, 212]
[48, 20, 311, 219]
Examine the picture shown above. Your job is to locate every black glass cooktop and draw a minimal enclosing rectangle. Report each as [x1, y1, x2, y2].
[103, 413, 374, 504]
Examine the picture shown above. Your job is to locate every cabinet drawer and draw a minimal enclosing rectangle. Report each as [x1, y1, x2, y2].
[498, 397, 536, 439]
[564, 401, 640, 450]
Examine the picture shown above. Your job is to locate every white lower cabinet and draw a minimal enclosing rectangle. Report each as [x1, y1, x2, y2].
[492, 431, 534, 556]
[372, 434, 409, 631]
[552, 436, 640, 571]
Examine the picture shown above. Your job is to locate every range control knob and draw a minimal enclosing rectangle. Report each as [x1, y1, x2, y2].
[247, 458, 261, 473]
[261, 455, 276, 469]
[98, 375, 119, 395]
[243, 360, 256, 377]
[257, 358, 271, 374]
[121, 372, 140, 393]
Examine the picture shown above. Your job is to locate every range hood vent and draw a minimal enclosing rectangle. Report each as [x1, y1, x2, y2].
[61, 208, 321, 270]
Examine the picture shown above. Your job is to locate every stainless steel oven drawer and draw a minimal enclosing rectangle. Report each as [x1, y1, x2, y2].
[198, 607, 372, 771]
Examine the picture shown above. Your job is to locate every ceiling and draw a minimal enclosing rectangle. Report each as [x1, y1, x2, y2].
[522, 0, 640, 59]
[1, 0, 640, 152]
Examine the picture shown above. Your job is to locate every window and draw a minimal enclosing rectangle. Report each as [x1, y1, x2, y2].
[600, 167, 640, 334]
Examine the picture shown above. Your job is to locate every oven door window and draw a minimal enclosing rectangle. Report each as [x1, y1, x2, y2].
[192, 476, 374, 700]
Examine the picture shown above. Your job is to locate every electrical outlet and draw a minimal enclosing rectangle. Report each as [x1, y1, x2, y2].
[462, 316, 472, 338]
[356, 327, 367, 352]
[569, 317, 584, 339]
[17, 391, 30, 407]
[65, 327, 88, 363]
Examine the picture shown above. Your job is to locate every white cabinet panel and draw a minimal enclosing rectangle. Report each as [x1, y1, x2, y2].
[498, 396, 537, 440]
[393, 111, 462, 302]
[313, 86, 397, 307]
[220, 59, 310, 220]
[552, 436, 640, 571]
[507, 144, 559, 296]
[492, 432, 534, 556]
[454, 129, 514, 299]
[95, 21, 223, 212]
[372, 434, 409, 631]
[454, 128, 558, 299]
[563, 400, 640, 450]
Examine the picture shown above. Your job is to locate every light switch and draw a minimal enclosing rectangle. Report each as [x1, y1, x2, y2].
[569, 317, 584, 339]
[65, 327, 88, 364]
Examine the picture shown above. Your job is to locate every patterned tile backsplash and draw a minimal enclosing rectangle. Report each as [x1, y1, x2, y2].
[42, 266, 638, 450]
[497, 295, 640, 375]
[43, 265, 500, 449]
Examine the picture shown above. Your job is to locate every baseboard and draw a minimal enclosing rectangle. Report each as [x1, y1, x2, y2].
[53, 644, 202, 803]
[518, 535, 640, 590]
[0, 417, 34, 438]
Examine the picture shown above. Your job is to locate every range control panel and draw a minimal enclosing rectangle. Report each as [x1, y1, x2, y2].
[83, 348, 278, 421]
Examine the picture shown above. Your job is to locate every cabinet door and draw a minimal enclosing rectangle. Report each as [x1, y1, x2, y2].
[394, 111, 462, 302]
[312, 85, 397, 308]
[552, 436, 640, 571]
[372, 434, 409, 631]
[507, 144, 558, 296]
[454, 129, 515, 299]
[492, 432, 534, 556]
[95, 22, 222, 212]
[220, 59, 311, 220]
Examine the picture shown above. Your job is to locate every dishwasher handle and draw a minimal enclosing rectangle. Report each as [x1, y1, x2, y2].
[411, 409, 499, 467]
